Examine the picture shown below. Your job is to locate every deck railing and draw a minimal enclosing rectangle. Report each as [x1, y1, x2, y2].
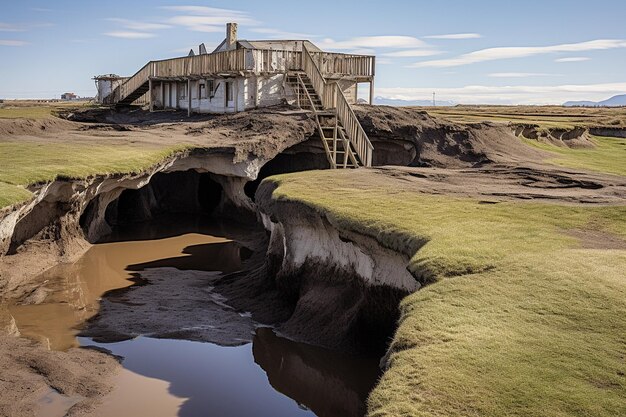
[310, 52, 375, 78]
[335, 87, 373, 166]
[302, 44, 373, 167]
[302, 44, 334, 108]
[118, 62, 152, 101]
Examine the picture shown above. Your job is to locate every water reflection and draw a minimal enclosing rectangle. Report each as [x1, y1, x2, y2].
[82, 327, 379, 417]
[253, 327, 381, 417]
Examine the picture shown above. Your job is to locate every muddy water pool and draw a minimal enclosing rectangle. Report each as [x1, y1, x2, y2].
[3, 217, 380, 417]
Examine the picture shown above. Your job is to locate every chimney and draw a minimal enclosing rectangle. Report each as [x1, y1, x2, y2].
[226, 23, 237, 49]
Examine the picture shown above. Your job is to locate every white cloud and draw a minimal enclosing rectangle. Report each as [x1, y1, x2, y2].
[376, 58, 394, 65]
[0, 39, 28, 46]
[318, 36, 429, 50]
[250, 27, 315, 39]
[160, 6, 249, 17]
[104, 31, 156, 39]
[424, 33, 482, 39]
[412, 39, 626, 68]
[160, 5, 256, 32]
[0, 23, 25, 32]
[488, 72, 560, 78]
[107, 18, 171, 31]
[383, 49, 442, 57]
[555, 57, 591, 62]
[0, 22, 52, 32]
[375, 82, 626, 105]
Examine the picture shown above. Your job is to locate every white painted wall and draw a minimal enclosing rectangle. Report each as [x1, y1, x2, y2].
[152, 74, 294, 113]
[95, 77, 127, 103]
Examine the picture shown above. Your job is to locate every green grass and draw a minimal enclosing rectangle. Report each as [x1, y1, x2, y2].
[0, 102, 92, 119]
[426, 105, 626, 129]
[0, 106, 56, 119]
[263, 170, 626, 417]
[0, 141, 189, 206]
[0, 181, 32, 207]
[524, 135, 626, 176]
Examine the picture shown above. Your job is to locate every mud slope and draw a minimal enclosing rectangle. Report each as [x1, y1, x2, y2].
[513, 124, 595, 148]
[355, 105, 548, 167]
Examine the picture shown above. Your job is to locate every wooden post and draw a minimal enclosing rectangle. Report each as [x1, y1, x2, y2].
[187, 79, 191, 117]
[355, 82, 358, 104]
[234, 79, 239, 112]
[160, 81, 165, 110]
[369, 79, 374, 105]
[148, 78, 153, 112]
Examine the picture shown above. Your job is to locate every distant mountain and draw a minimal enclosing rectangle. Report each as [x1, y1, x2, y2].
[373, 96, 456, 107]
[563, 94, 626, 107]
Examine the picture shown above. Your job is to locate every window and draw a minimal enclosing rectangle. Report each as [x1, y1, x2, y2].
[199, 82, 206, 99]
[178, 83, 187, 99]
[207, 79, 215, 98]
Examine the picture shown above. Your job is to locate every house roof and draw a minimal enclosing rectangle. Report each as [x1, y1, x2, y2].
[211, 39, 322, 54]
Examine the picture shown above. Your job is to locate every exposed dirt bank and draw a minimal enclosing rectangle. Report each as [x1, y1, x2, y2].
[512, 124, 595, 147]
[589, 126, 626, 138]
[355, 105, 550, 166]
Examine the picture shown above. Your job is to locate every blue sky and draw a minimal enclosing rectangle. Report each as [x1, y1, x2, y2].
[1, 0, 625, 104]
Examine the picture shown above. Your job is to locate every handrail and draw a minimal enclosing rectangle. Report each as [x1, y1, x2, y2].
[335, 85, 373, 167]
[303, 43, 373, 167]
[309, 52, 375, 78]
[302, 44, 333, 109]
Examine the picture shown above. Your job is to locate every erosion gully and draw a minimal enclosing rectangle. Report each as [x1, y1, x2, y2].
[1, 214, 381, 417]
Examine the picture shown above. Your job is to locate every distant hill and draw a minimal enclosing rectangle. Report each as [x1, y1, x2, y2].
[373, 96, 456, 107]
[563, 94, 626, 107]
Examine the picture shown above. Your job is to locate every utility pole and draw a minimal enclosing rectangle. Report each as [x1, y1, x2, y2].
[432, 92, 436, 107]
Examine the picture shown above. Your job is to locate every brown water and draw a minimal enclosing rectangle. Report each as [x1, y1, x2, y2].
[3, 217, 381, 417]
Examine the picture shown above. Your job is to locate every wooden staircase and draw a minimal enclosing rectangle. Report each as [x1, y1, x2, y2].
[290, 45, 373, 169]
[117, 81, 149, 106]
[287, 72, 361, 168]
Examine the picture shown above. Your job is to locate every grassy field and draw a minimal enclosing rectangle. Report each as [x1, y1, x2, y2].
[0, 100, 91, 119]
[523, 135, 626, 176]
[0, 101, 191, 209]
[0, 141, 187, 208]
[265, 170, 626, 417]
[427, 105, 626, 129]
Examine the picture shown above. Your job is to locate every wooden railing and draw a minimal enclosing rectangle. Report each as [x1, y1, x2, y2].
[302, 44, 333, 109]
[310, 52, 375, 78]
[302, 44, 373, 167]
[335, 86, 373, 167]
[153, 48, 248, 77]
[118, 62, 152, 101]
[252, 49, 302, 73]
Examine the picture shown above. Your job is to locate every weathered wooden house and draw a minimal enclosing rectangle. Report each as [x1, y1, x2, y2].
[97, 23, 375, 168]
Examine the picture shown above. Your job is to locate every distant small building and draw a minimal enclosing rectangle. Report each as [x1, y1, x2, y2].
[61, 92, 78, 100]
